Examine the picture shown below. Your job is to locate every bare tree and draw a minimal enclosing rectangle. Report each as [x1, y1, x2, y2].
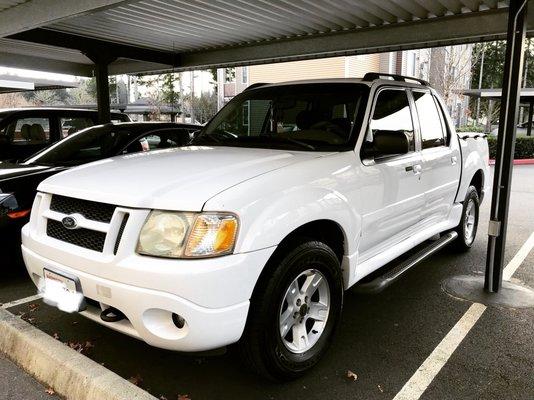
[0, 92, 31, 108]
[428, 45, 476, 125]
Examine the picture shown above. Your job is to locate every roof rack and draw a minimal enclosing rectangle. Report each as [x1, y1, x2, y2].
[362, 72, 430, 87]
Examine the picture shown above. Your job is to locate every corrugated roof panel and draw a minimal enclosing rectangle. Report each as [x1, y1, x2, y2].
[46, 0, 508, 53]
[0, 0, 27, 12]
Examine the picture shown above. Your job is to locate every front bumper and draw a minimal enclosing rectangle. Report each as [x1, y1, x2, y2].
[22, 240, 276, 352]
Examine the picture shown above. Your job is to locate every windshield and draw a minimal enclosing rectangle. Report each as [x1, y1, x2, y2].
[24, 125, 135, 166]
[194, 83, 368, 151]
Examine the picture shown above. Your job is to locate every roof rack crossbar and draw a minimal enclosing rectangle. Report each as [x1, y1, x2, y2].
[362, 73, 429, 86]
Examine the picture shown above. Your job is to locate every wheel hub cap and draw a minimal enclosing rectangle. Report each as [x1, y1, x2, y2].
[279, 269, 330, 354]
[464, 199, 477, 244]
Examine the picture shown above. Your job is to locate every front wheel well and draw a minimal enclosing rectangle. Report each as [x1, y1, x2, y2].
[248, 219, 346, 316]
[275, 220, 346, 263]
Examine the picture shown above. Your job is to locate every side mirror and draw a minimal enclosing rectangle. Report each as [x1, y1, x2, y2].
[370, 130, 410, 158]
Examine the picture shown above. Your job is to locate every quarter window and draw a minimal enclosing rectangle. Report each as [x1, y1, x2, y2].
[413, 91, 445, 149]
[369, 89, 415, 152]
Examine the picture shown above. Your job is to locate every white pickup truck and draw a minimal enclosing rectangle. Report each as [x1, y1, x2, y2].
[21, 74, 489, 380]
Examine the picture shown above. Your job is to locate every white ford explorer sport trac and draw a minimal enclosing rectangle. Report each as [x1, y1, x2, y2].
[21, 74, 489, 380]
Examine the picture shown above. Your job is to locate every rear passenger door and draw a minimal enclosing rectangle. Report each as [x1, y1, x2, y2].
[412, 90, 461, 227]
[358, 87, 425, 259]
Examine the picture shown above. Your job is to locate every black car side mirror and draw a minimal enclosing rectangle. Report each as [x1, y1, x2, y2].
[371, 130, 411, 158]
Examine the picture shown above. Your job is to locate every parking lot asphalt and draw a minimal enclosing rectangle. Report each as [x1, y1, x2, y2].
[1, 165, 533, 400]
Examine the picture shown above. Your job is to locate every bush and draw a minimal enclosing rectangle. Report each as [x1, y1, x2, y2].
[487, 136, 534, 159]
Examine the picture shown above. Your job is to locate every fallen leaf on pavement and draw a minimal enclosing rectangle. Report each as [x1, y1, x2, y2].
[128, 374, 143, 387]
[347, 370, 358, 381]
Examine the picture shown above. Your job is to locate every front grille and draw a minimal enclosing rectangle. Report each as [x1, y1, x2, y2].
[50, 195, 115, 223]
[47, 219, 106, 252]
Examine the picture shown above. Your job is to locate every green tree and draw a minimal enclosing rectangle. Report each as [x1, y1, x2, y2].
[184, 91, 217, 124]
[136, 72, 180, 106]
[471, 40, 534, 130]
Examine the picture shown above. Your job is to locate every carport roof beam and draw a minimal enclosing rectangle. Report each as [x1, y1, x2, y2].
[0, 0, 128, 37]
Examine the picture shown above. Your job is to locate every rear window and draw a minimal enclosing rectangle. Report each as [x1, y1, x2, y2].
[413, 91, 446, 149]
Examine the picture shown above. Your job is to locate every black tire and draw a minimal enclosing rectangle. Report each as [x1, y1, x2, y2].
[239, 240, 344, 381]
[451, 185, 480, 252]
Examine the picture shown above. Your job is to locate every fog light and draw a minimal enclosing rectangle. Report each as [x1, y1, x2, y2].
[172, 313, 186, 329]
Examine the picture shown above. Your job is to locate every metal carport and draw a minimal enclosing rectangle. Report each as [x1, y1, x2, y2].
[463, 88, 534, 135]
[0, 0, 530, 296]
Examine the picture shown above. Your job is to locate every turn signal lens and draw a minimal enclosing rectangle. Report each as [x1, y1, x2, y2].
[7, 209, 31, 219]
[185, 214, 238, 257]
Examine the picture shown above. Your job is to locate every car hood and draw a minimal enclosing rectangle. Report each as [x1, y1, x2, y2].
[0, 162, 54, 182]
[38, 146, 324, 211]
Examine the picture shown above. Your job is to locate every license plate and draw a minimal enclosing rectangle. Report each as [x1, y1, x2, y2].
[42, 268, 85, 313]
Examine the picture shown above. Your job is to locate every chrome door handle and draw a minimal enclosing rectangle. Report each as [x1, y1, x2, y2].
[405, 164, 422, 174]
[451, 156, 458, 165]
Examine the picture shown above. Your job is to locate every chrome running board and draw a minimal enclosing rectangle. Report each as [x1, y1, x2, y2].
[354, 231, 458, 294]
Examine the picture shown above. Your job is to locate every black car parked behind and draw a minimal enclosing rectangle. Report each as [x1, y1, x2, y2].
[0, 107, 130, 162]
[0, 121, 200, 266]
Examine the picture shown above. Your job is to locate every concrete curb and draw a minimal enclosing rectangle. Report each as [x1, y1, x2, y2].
[0, 308, 157, 400]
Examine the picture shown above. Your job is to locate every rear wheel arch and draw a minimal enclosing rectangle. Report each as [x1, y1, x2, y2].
[469, 169, 484, 200]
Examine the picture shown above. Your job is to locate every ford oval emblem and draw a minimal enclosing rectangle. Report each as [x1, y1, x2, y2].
[62, 216, 78, 230]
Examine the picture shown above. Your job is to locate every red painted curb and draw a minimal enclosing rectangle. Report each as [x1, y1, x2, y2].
[489, 159, 534, 165]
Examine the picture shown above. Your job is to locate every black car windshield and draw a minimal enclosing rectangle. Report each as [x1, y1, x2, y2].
[193, 83, 368, 151]
[23, 125, 137, 166]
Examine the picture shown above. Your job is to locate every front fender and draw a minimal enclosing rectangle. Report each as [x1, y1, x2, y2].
[233, 185, 360, 255]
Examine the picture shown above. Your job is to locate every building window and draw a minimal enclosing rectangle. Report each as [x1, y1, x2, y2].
[406, 52, 417, 77]
[242, 67, 248, 84]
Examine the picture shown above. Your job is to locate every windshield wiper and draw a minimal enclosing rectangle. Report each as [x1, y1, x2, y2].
[264, 135, 315, 151]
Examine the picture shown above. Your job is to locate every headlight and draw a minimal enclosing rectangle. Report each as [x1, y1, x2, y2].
[137, 211, 238, 259]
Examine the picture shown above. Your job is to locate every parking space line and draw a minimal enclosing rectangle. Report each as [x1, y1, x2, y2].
[503, 232, 534, 281]
[392, 303, 486, 400]
[392, 231, 534, 400]
[1, 294, 42, 309]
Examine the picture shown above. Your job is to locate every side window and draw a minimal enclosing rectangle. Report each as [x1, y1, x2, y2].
[413, 91, 446, 149]
[60, 117, 93, 138]
[369, 89, 415, 152]
[5, 117, 51, 145]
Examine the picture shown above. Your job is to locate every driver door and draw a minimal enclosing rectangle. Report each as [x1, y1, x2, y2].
[357, 87, 425, 260]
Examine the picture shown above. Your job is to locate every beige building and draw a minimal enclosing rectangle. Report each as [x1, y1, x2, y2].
[216, 47, 472, 127]
[217, 50, 427, 109]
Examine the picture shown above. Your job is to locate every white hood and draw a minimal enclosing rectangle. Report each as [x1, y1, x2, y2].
[38, 146, 322, 211]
